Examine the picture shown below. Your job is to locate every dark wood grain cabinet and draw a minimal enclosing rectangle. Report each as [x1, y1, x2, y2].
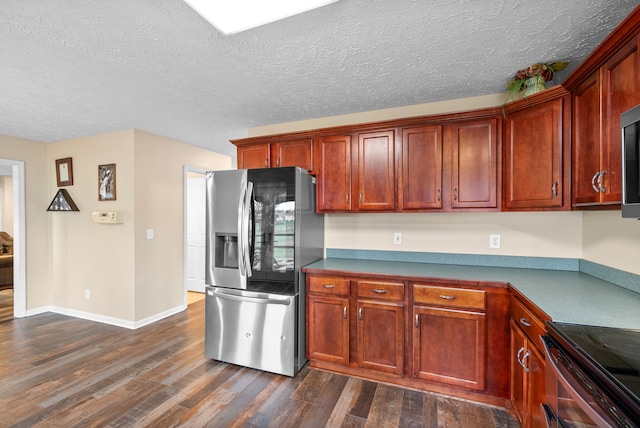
[398, 117, 501, 212]
[510, 295, 549, 428]
[316, 134, 352, 212]
[356, 280, 404, 375]
[572, 35, 640, 207]
[235, 138, 314, 173]
[307, 276, 350, 365]
[412, 284, 487, 390]
[503, 87, 570, 210]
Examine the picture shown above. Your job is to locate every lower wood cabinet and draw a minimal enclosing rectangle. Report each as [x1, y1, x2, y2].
[510, 295, 549, 428]
[412, 284, 487, 390]
[305, 271, 511, 406]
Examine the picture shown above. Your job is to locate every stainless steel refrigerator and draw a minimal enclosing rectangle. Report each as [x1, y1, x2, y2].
[204, 167, 324, 376]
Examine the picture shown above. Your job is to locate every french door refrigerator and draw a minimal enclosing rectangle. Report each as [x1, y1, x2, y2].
[204, 167, 324, 376]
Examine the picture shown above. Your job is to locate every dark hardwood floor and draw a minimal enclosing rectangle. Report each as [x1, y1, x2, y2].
[0, 298, 519, 427]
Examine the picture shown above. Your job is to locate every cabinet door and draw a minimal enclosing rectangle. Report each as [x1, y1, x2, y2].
[602, 35, 640, 204]
[413, 306, 486, 390]
[357, 300, 404, 375]
[510, 320, 527, 424]
[355, 130, 396, 211]
[573, 72, 602, 206]
[450, 119, 499, 209]
[273, 138, 314, 173]
[237, 144, 269, 169]
[525, 343, 546, 428]
[307, 295, 349, 365]
[504, 97, 565, 209]
[316, 135, 352, 212]
[399, 125, 443, 210]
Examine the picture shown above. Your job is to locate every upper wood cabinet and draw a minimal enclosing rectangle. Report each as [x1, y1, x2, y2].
[399, 125, 443, 210]
[568, 30, 640, 207]
[316, 134, 352, 212]
[503, 87, 571, 211]
[316, 129, 396, 213]
[398, 117, 501, 212]
[450, 118, 500, 210]
[234, 138, 314, 173]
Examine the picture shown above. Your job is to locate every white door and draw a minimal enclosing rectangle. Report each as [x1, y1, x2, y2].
[186, 174, 206, 293]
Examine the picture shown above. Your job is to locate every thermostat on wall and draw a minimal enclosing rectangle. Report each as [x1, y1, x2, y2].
[91, 211, 123, 224]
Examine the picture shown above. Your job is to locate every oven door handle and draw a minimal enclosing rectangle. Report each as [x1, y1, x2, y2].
[541, 336, 612, 428]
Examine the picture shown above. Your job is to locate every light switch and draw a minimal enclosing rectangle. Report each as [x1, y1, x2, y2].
[147, 229, 154, 240]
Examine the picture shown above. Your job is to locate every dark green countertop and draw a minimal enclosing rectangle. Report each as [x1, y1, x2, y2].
[303, 258, 640, 330]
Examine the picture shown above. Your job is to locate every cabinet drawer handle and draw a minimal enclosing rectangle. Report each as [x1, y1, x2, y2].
[346, 193, 349, 204]
[358, 307, 362, 320]
[276, 157, 280, 167]
[552, 181, 558, 197]
[453, 188, 458, 202]
[415, 314, 419, 328]
[373, 289, 388, 294]
[343, 306, 347, 319]
[591, 171, 600, 192]
[359, 192, 363, 203]
[597, 170, 606, 193]
[437, 188, 441, 202]
[519, 317, 532, 327]
[439, 294, 456, 300]
[264, 159, 269, 167]
[322, 284, 335, 289]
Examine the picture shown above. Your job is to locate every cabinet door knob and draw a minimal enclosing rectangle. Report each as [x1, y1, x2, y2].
[276, 157, 280, 167]
[346, 193, 349, 204]
[453, 188, 458, 202]
[358, 307, 362, 320]
[264, 159, 269, 167]
[343, 306, 347, 319]
[359, 192, 363, 203]
[552, 181, 558, 197]
[415, 314, 419, 328]
[437, 188, 441, 202]
[591, 171, 600, 192]
[597, 170, 607, 193]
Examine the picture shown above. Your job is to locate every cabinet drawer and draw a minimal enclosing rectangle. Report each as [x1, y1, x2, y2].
[413, 284, 486, 310]
[357, 280, 404, 301]
[308, 276, 350, 296]
[511, 297, 546, 349]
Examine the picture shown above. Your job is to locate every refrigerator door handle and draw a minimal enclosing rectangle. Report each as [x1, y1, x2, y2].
[241, 181, 254, 278]
[237, 183, 247, 276]
[208, 288, 292, 305]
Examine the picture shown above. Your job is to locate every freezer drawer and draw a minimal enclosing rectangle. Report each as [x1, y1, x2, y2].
[205, 287, 297, 376]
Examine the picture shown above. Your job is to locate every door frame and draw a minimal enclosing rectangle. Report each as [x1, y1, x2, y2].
[183, 165, 209, 307]
[0, 159, 26, 317]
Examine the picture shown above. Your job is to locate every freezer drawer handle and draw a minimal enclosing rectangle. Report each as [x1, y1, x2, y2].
[210, 289, 291, 305]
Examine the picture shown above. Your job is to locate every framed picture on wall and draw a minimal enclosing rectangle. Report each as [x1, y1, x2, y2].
[98, 163, 116, 201]
[55, 157, 73, 187]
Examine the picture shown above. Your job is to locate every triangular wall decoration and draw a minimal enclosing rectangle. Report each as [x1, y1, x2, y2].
[47, 188, 79, 212]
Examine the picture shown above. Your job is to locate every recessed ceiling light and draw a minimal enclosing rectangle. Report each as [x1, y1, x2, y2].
[183, 0, 339, 35]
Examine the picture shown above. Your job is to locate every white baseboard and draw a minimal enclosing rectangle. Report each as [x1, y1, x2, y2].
[23, 304, 187, 330]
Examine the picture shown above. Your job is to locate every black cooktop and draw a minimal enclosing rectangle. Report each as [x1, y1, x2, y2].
[548, 322, 640, 411]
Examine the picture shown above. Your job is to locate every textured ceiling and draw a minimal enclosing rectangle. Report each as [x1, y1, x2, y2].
[1, 1, 639, 158]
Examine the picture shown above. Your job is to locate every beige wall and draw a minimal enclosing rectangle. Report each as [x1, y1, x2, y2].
[132, 130, 231, 321]
[48, 129, 231, 323]
[583, 211, 640, 275]
[48, 130, 137, 320]
[0, 135, 50, 309]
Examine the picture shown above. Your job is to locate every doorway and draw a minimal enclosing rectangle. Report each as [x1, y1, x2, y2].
[0, 159, 26, 319]
[183, 166, 208, 306]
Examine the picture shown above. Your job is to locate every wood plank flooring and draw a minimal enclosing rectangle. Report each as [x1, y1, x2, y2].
[0, 298, 520, 427]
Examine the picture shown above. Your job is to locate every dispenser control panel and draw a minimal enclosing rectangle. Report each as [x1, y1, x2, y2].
[91, 211, 123, 224]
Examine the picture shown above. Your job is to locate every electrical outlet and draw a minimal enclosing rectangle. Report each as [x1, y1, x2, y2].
[394, 232, 402, 245]
[489, 234, 501, 249]
[85, 289, 90, 300]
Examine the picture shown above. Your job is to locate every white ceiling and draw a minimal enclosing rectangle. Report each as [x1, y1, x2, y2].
[1, 1, 639, 158]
